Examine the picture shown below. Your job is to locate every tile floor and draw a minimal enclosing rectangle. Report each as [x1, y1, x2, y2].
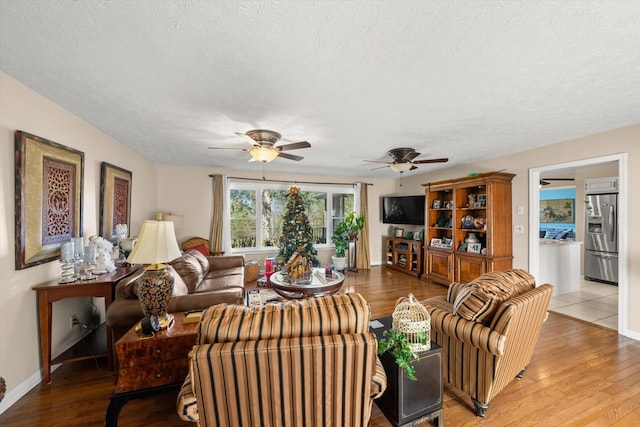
[548, 278, 618, 330]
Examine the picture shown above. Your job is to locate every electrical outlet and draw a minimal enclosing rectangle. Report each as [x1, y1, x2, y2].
[514, 225, 525, 234]
[70, 315, 80, 329]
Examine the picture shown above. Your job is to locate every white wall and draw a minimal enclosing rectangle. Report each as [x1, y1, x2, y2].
[0, 72, 157, 412]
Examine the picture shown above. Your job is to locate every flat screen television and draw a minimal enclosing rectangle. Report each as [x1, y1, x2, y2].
[382, 195, 426, 225]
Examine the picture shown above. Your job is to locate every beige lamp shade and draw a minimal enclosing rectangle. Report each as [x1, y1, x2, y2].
[126, 220, 182, 267]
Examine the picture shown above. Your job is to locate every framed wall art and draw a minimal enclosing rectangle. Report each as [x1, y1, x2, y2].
[540, 198, 574, 223]
[15, 131, 84, 269]
[99, 162, 132, 242]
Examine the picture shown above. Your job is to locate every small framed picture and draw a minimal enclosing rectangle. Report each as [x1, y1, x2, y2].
[395, 228, 404, 237]
[430, 238, 442, 247]
[432, 200, 441, 209]
[473, 202, 483, 208]
[477, 194, 486, 207]
[441, 237, 452, 248]
[467, 243, 482, 254]
[444, 201, 454, 209]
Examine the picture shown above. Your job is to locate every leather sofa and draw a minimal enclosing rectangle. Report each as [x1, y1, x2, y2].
[177, 293, 387, 426]
[106, 250, 245, 341]
[421, 269, 553, 417]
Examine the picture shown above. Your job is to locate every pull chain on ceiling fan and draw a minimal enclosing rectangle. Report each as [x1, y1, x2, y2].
[209, 129, 311, 163]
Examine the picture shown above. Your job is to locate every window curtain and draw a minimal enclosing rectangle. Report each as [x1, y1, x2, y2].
[355, 182, 371, 270]
[210, 174, 231, 254]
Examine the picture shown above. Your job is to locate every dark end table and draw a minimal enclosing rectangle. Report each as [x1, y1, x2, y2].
[371, 316, 444, 427]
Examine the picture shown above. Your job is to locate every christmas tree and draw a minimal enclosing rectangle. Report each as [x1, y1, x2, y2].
[276, 186, 319, 269]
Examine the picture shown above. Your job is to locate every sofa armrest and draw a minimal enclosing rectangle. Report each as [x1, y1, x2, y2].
[208, 254, 245, 271]
[425, 298, 506, 356]
[370, 356, 387, 400]
[177, 373, 198, 423]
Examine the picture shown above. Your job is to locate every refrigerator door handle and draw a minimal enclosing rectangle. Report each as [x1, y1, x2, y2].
[609, 204, 615, 243]
[591, 252, 618, 258]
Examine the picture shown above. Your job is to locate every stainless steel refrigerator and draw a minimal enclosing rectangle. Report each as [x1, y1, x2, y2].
[584, 178, 618, 284]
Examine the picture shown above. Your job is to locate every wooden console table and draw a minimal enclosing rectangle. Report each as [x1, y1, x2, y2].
[32, 265, 139, 384]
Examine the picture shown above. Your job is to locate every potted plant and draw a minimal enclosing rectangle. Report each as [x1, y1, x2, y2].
[331, 212, 364, 270]
[344, 212, 365, 238]
[331, 220, 349, 270]
[378, 329, 423, 380]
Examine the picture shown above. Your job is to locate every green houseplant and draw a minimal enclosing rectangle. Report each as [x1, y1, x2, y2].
[331, 212, 364, 270]
[378, 329, 423, 381]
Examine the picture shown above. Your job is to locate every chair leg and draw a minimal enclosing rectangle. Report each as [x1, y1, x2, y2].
[516, 367, 527, 379]
[471, 398, 489, 417]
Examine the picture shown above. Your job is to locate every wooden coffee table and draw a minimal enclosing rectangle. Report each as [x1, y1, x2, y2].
[105, 312, 198, 426]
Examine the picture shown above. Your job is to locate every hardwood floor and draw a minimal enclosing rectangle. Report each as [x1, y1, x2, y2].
[2, 266, 640, 426]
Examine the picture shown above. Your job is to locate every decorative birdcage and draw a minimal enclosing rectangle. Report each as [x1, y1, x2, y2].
[391, 293, 431, 352]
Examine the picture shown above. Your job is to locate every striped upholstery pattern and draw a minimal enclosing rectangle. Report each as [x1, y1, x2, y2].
[177, 293, 386, 426]
[422, 270, 553, 417]
[452, 269, 536, 325]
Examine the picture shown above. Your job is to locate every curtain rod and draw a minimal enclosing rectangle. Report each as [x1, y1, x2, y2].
[210, 174, 373, 186]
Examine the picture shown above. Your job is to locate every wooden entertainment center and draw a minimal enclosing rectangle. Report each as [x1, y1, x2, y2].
[423, 172, 515, 285]
[384, 236, 423, 277]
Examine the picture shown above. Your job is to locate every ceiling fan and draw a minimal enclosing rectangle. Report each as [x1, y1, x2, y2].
[365, 148, 448, 173]
[208, 129, 311, 163]
[540, 178, 575, 186]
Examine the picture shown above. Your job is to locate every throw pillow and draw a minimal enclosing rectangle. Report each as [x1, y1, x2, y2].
[447, 281, 467, 303]
[189, 243, 209, 257]
[453, 284, 500, 324]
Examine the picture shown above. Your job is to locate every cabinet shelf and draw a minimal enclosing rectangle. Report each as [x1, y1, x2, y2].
[423, 172, 515, 285]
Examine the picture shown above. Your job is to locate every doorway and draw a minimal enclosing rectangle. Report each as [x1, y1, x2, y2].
[528, 153, 628, 336]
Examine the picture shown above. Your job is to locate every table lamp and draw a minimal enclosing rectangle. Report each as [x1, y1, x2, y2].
[126, 220, 182, 329]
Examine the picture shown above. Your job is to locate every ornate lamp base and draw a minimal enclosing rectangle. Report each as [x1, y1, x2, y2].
[135, 264, 174, 330]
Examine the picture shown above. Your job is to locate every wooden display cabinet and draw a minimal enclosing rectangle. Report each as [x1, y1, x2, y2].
[385, 236, 423, 277]
[422, 172, 515, 286]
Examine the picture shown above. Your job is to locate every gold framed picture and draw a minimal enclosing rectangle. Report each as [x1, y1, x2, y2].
[99, 162, 132, 241]
[15, 131, 84, 269]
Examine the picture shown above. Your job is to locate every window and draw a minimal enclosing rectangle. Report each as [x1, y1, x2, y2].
[229, 182, 354, 251]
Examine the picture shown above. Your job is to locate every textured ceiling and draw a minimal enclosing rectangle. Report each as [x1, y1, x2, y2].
[1, 1, 640, 178]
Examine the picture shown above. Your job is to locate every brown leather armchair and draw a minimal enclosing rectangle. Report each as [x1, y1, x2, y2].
[177, 293, 387, 426]
[421, 270, 553, 417]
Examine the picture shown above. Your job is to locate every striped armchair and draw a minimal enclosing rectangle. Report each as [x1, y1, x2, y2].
[422, 270, 553, 417]
[177, 293, 387, 426]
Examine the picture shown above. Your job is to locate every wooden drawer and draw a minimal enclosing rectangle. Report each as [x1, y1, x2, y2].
[115, 359, 189, 393]
[116, 333, 197, 368]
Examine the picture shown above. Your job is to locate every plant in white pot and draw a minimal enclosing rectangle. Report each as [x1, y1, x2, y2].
[331, 212, 365, 271]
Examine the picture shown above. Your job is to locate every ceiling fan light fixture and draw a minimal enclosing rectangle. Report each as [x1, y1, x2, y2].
[249, 146, 278, 163]
[390, 162, 413, 172]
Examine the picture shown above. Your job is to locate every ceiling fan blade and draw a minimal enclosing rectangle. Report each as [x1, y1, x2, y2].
[235, 131, 258, 145]
[363, 160, 392, 164]
[403, 152, 421, 161]
[410, 165, 418, 170]
[276, 141, 311, 151]
[278, 152, 304, 161]
[540, 180, 551, 185]
[208, 146, 248, 151]
[412, 157, 449, 164]
[370, 165, 390, 171]
[542, 178, 574, 181]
